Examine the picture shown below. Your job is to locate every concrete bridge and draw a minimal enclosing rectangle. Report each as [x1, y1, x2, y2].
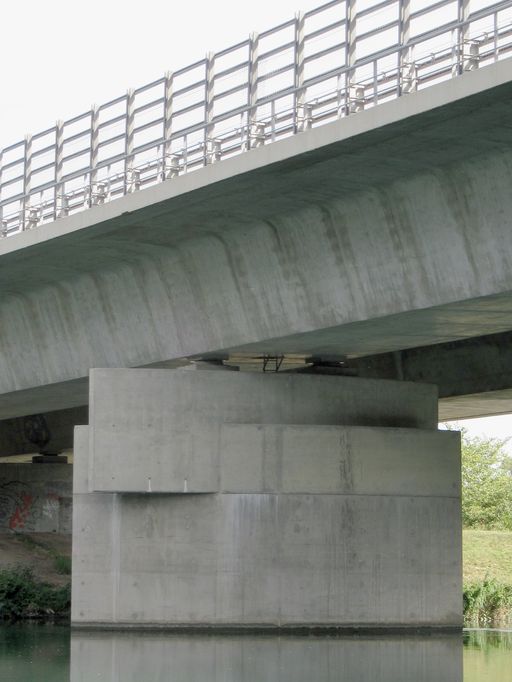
[2, 0, 512, 630]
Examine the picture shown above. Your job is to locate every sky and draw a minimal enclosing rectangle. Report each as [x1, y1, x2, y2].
[1, 0, 511, 449]
[0, 0, 324, 149]
[446, 415, 512, 456]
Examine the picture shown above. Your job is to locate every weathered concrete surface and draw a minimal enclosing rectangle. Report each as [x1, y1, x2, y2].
[70, 632, 463, 681]
[0, 463, 71, 533]
[0, 62, 512, 419]
[2, 323, 512, 458]
[307, 330, 512, 420]
[88, 369, 437, 493]
[72, 370, 461, 629]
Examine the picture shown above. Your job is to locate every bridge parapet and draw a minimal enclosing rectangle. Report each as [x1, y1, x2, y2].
[1, 0, 512, 237]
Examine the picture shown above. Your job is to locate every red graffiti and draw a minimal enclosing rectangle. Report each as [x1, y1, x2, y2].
[9, 493, 34, 530]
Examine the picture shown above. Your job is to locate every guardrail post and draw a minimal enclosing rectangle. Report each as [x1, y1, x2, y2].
[22, 134, 33, 230]
[346, 0, 360, 114]
[26, 206, 40, 229]
[55, 120, 68, 218]
[248, 33, 263, 148]
[207, 138, 221, 164]
[89, 104, 101, 207]
[464, 40, 479, 71]
[295, 12, 308, 132]
[454, 0, 471, 75]
[349, 85, 365, 112]
[163, 71, 177, 177]
[130, 169, 141, 191]
[126, 89, 136, 192]
[401, 62, 417, 94]
[399, 0, 416, 94]
[205, 53, 216, 164]
[165, 155, 180, 178]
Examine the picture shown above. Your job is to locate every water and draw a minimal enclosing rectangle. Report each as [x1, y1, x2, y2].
[0, 626, 511, 681]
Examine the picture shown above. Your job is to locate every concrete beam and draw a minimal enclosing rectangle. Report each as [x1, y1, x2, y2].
[319, 330, 512, 420]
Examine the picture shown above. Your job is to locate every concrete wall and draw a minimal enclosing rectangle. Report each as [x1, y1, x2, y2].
[0, 464, 72, 533]
[70, 633, 463, 681]
[72, 369, 461, 630]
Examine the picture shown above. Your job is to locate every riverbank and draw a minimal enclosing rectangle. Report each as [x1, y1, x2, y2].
[463, 529, 512, 627]
[0, 533, 71, 621]
[0, 567, 70, 621]
[0, 533, 71, 587]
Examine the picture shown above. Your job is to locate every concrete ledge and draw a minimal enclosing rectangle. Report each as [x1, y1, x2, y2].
[70, 622, 462, 635]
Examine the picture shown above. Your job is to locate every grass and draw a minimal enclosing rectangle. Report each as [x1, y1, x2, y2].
[463, 529, 512, 627]
[463, 529, 512, 584]
[14, 534, 71, 576]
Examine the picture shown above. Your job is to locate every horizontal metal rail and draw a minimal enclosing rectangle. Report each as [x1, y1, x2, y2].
[1, 0, 512, 236]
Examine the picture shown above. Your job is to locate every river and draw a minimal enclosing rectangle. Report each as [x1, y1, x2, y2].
[0, 626, 510, 680]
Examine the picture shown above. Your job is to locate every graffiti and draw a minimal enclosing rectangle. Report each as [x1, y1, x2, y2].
[0, 480, 32, 529]
[9, 492, 34, 529]
[42, 494, 59, 520]
[0, 476, 72, 534]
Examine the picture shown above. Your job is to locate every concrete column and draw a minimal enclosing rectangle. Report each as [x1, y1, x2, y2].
[72, 369, 461, 630]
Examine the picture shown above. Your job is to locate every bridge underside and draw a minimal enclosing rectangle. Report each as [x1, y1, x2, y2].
[1, 62, 512, 437]
[1, 328, 512, 456]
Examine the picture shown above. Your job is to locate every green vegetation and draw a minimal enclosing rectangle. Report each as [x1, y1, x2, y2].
[463, 529, 512, 584]
[463, 579, 512, 627]
[15, 534, 71, 575]
[52, 555, 71, 576]
[0, 567, 70, 621]
[463, 527, 512, 626]
[454, 427, 512, 626]
[461, 431, 512, 530]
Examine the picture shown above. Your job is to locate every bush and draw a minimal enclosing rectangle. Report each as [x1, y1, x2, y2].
[446, 426, 512, 530]
[0, 566, 70, 621]
[463, 578, 512, 627]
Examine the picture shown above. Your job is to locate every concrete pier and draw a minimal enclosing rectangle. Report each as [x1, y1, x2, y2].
[71, 369, 461, 630]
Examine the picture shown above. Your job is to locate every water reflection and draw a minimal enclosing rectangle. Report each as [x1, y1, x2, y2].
[0, 624, 69, 682]
[464, 630, 512, 682]
[70, 632, 463, 681]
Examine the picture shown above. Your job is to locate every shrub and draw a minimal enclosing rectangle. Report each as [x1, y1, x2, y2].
[463, 579, 512, 627]
[0, 566, 70, 621]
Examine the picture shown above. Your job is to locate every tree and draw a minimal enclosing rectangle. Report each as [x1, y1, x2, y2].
[458, 428, 512, 530]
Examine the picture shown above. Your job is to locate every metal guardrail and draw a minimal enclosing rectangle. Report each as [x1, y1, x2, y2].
[1, 0, 512, 237]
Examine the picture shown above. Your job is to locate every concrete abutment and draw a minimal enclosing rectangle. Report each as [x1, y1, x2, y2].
[71, 369, 461, 630]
